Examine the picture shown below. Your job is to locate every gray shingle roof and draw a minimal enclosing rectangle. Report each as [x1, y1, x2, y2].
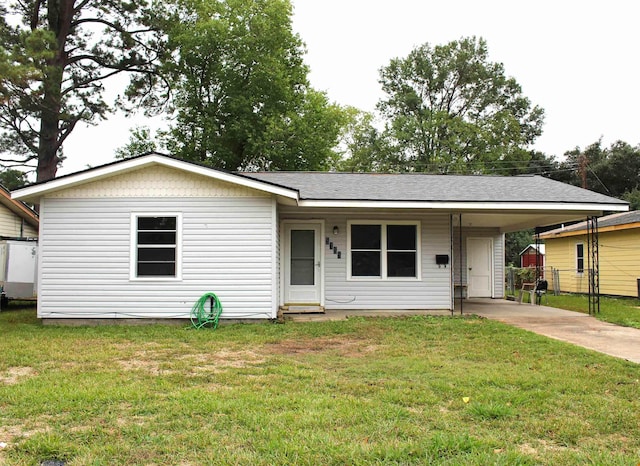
[542, 210, 640, 236]
[244, 172, 627, 205]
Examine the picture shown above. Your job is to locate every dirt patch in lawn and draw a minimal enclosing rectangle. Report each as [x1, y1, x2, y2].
[0, 422, 52, 449]
[0, 366, 36, 386]
[185, 350, 266, 375]
[115, 348, 266, 376]
[267, 336, 379, 357]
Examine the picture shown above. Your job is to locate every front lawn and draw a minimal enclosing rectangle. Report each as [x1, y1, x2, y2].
[1, 307, 639, 465]
[543, 294, 640, 329]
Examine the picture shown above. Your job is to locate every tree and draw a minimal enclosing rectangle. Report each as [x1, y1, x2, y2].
[114, 125, 157, 159]
[590, 141, 640, 197]
[336, 109, 389, 172]
[372, 37, 544, 174]
[622, 188, 640, 210]
[556, 140, 640, 198]
[154, 0, 346, 171]
[0, 1, 166, 182]
[0, 169, 30, 190]
[505, 229, 533, 267]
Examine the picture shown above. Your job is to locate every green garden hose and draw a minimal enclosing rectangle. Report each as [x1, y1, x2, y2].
[190, 292, 223, 329]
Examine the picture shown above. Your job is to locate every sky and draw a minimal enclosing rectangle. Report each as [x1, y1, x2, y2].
[59, 0, 640, 176]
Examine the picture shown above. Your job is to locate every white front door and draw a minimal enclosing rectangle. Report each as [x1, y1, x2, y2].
[467, 237, 493, 298]
[284, 223, 322, 304]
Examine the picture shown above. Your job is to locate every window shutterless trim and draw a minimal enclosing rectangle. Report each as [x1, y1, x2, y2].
[575, 242, 585, 275]
[130, 212, 183, 281]
[347, 220, 421, 281]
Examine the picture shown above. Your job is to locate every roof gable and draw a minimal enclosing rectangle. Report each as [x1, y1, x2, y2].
[46, 164, 270, 199]
[519, 244, 545, 256]
[12, 153, 298, 202]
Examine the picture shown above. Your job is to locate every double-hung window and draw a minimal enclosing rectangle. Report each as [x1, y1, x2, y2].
[131, 214, 182, 279]
[576, 243, 584, 274]
[348, 221, 420, 280]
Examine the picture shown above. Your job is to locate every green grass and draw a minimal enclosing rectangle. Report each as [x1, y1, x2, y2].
[1, 306, 640, 465]
[543, 294, 640, 329]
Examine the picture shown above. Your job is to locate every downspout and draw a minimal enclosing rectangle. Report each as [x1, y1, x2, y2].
[20, 218, 24, 238]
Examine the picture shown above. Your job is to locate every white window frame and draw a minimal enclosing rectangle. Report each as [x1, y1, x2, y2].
[575, 242, 585, 275]
[130, 212, 183, 281]
[347, 220, 421, 281]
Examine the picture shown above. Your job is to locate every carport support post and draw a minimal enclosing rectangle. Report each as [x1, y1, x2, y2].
[449, 214, 454, 316]
[459, 213, 463, 315]
[587, 216, 600, 315]
[534, 227, 542, 283]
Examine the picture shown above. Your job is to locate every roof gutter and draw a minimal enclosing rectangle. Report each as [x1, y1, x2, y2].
[296, 199, 629, 212]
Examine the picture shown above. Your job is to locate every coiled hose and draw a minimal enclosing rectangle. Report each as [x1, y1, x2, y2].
[190, 292, 223, 329]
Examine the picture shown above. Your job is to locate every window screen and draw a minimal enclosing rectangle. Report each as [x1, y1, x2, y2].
[350, 223, 418, 279]
[576, 243, 584, 274]
[136, 216, 177, 277]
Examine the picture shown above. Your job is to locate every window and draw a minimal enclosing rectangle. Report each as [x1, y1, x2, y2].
[132, 214, 181, 279]
[348, 221, 419, 279]
[576, 243, 584, 274]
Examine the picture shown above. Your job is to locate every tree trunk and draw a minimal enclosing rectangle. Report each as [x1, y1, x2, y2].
[36, 78, 62, 182]
[36, 0, 73, 182]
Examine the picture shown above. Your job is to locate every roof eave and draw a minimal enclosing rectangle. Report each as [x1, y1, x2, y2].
[541, 221, 640, 239]
[296, 199, 629, 212]
[0, 187, 39, 228]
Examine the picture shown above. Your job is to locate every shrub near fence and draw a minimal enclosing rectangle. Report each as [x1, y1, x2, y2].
[507, 267, 563, 295]
[506, 267, 598, 297]
[505, 267, 535, 296]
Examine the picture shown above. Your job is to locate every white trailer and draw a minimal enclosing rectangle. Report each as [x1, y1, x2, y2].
[0, 240, 38, 304]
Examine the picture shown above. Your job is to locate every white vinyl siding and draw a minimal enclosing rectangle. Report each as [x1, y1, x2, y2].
[38, 196, 276, 320]
[279, 208, 452, 310]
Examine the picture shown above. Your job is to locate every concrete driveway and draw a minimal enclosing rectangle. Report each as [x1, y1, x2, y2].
[462, 298, 640, 364]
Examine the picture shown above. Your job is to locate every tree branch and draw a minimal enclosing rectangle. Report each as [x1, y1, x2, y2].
[71, 17, 156, 35]
[57, 115, 83, 147]
[72, 0, 92, 16]
[29, 0, 43, 30]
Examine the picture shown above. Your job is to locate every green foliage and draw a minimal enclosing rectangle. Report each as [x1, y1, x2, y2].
[506, 266, 536, 291]
[622, 188, 640, 210]
[153, 0, 347, 171]
[505, 230, 534, 266]
[367, 37, 544, 174]
[0, 169, 30, 190]
[114, 126, 158, 159]
[555, 139, 640, 200]
[0, 1, 166, 181]
[337, 108, 395, 172]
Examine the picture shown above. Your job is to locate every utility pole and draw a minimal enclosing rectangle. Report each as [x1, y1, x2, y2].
[578, 153, 588, 189]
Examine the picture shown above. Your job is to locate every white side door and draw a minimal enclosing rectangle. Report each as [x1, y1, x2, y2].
[284, 223, 322, 304]
[467, 237, 493, 298]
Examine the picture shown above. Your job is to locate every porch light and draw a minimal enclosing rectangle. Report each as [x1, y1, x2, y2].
[333, 226, 339, 235]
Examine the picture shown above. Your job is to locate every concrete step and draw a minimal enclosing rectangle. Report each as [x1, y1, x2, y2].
[280, 305, 325, 314]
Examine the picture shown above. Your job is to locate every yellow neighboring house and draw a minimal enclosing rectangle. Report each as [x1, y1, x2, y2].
[540, 211, 640, 297]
